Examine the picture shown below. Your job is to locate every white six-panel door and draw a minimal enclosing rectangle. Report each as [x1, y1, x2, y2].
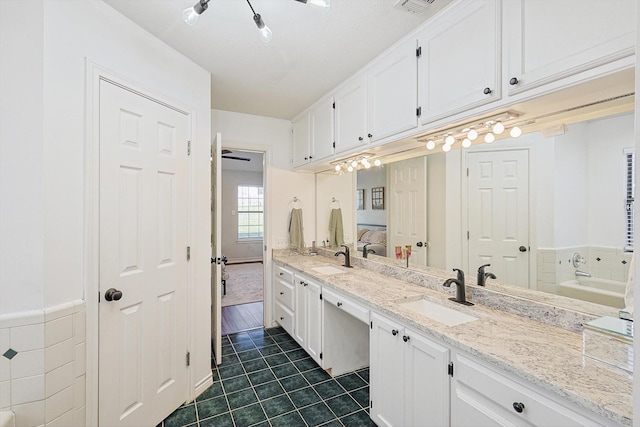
[388, 156, 428, 266]
[467, 150, 529, 288]
[211, 134, 222, 365]
[99, 80, 189, 426]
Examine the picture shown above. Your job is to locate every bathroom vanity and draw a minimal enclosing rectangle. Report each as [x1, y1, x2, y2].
[272, 249, 632, 427]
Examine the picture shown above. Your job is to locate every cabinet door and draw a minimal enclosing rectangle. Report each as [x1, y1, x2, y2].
[310, 97, 334, 161]
[367, 37, 418, 143]
[294, 276, 307, 347]
[292, 112, 310, 168]
[504, 0, 635, 95]
[305, 280, 323, 365]
[418, 0, 500, 124]
[370, 313, 404, 427]
[403, 328, 450, 427]
[334, 74, 367, 154]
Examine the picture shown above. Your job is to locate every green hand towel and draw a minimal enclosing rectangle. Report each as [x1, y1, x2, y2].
[329, 208, 344, 248]
[289, 208, 305, 250]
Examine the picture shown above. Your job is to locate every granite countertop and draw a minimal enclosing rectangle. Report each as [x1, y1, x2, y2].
[272, 250, 632, 426]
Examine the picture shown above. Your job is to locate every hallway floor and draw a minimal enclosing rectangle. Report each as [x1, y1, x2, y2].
[160, 327, 374, 427]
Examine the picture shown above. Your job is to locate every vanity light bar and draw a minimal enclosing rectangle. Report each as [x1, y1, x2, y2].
[330, 153, 383, 174]
[416, 111, 522, 144]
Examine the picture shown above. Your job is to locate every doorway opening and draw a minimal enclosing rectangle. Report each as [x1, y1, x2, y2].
[219, 149, 265, 335]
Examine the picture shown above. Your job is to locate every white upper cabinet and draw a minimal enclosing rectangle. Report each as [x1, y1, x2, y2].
[334, 74, 367, 154]
[292, 112, 310, 168]
[504, 0, 636, 95]
[367, 37, 419, 143]
[418, 0, 501, 124]
[310, 97, 335, 162]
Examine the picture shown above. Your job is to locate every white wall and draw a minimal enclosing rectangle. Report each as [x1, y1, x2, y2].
[427, 153, 447, 269]
[222, 170, 264, 262]
[1, 0, 213, 421]
[356, 168, 387, 226]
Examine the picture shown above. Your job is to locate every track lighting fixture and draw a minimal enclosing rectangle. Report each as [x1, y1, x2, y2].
[416, 111, 531, 152]
[331, 153, 382, 174]
[182, 0, 330, 42]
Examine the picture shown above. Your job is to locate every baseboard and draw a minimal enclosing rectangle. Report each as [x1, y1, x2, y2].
[226, 259, 263, 264]
[194, 372, 214, 400]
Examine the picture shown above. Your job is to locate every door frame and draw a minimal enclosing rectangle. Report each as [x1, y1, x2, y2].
[84, 62, 197, 425]
[461, 146, 537, 289]
[214, 141, 273, 340]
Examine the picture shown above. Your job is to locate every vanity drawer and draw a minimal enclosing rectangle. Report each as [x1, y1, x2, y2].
[453, 353, 599, 427]
[275, 302, 294, 337]
[274, 264, 293, 283]
[323, 288, 369, 324]
[275, 278, 295, 309]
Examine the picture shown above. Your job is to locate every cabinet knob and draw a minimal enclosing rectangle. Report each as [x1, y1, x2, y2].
[280, 317, 284, 321]
[512, 402, 525, 413]
[402, 335, 410, 342]
[358, 136, 364, 141]
[304, 283, 308, 287]
[304, 157, 308, 160]
[279, 292, 284, 295]
[519, 246, 528, 252]
[300, 280, 304, 285]
[392, 329, 399, 336]
[309, 156, 313, 159]
[483, 87, 492, 95]
[368, 133, 373, 138]
[337, 302, 343, 307]
[509, 77, 519, 86]
[279, 272, 284, 276]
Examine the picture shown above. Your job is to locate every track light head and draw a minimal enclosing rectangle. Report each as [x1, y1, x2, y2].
[182, 0, 209, 25]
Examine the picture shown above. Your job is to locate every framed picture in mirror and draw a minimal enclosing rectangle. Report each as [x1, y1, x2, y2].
[371, 187, 384, 210]
[356, 189, 364, 210]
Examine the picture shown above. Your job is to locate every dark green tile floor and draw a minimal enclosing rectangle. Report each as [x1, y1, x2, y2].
[160, 327, 375, 427]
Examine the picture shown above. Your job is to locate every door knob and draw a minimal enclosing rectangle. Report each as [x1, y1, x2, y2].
[104, 288, 123, 302]
[512, 402, 525, 413]
[519, 246, 527, 252]
[416, 242, 423, 247]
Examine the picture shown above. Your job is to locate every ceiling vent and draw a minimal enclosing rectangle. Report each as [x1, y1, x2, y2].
[393, 0, 435, 14]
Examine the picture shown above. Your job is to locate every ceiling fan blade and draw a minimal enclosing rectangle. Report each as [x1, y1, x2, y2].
[222, 155, 251, 162]
[221, 149, 233, 154]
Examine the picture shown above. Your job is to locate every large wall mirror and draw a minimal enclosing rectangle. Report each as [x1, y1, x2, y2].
[316, 92, 635, 314]
[359, 110, 634, 311]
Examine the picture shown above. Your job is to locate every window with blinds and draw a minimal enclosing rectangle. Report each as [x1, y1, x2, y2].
[624, 150, 634, 252]
[237, 185, 264, 240]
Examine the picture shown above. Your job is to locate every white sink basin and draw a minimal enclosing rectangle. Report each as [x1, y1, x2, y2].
[311, 265, 347, 275]
[399, 298, 478, 326]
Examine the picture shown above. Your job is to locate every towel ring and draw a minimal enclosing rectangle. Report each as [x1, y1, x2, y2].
[330, 197, 341, 208]
[289, 196, 303, 209]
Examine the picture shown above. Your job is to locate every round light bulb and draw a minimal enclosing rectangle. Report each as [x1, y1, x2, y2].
[426, 140, 436, 150]
[462, 138, 472, 148]
[445, 135, 455, 145]
[493, 122, 505, 135]
[374, 159, 381, 167]
[363, 161, 371, 169]
[467, 129, 478, 140]
[259, 25, 273, 42]
[334, 165, 341, 172]
[484, 132, 495, 143]
[510, 126, 522, 138]
[347, 165, 353, 172]
[182, 7, 201, 25]
[442, 144, 451, 152]
[351, 160, 358, 168]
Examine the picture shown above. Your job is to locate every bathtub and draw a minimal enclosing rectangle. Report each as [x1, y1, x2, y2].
[0, 411, 14, 427]
[558, 277, 626, 308]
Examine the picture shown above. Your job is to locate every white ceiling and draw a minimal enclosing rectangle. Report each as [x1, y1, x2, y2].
[103, 0, 452, 120]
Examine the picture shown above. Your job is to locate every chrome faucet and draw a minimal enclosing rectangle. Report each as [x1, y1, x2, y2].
[477, 263, 497, 287]
[575, 269, 591, 278]
[362, 243, 376, 259]
[334, 244, 352, 268]
[443, 268, 473, 306]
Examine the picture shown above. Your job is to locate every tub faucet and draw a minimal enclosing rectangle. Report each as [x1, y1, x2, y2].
[335, 244, 352, 268]
[362, 243, 376, 259]
[575, 269, 591, 278]
[477, 264, 497, 287]
[443, 268, 473, 305]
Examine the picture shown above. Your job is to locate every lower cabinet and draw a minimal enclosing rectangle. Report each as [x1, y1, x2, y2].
[370, 312, 450, 427]
[450, 353, 617, 427]
[294, 273, 323, 366]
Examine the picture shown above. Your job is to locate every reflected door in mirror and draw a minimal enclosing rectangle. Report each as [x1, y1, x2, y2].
[468, 150, 529, 288]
